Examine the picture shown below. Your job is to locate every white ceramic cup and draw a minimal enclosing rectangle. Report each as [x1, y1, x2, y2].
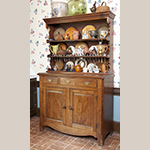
[83, 67, 87, 73]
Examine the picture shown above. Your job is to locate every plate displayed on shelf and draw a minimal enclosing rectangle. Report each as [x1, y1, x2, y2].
[59, 43, 67, 50]
[82, 25, 96, 39]
[67, 45, 75, 55]
[89, 45, 97, 54]
[75, 58, 87, 68]
[89, 45, 97, 52]
[65, 27, 76, 40]
[55, 60, 64, 70]
[65, 61, 74, 71]
[87, 63, 98, 71]
[75, 42, 88, 49]
[53, 27, 65, 39]
[96, 25, 108, 38]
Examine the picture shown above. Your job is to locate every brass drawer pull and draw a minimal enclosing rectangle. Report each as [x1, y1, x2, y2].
[84, 82, 90, 85]
[47, 79, 52, 82]
[65, 80, 70, 84]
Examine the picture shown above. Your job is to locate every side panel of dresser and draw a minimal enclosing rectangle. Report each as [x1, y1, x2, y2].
[99, 75, 114, 145]
[30, 78, 37, 116]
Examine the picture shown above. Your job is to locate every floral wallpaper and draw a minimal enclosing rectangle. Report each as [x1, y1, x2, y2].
[30, 0, 120, 87]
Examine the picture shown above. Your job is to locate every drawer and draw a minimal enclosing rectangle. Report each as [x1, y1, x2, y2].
[78, 78, 97, 88]
[42, 76, 58, 85]
[60, 77, 76, 86]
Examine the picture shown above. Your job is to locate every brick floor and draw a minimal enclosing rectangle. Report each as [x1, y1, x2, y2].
[30, 116, 120, 150]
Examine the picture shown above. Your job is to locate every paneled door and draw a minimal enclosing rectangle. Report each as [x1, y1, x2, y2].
[42, 86, 67, 125]
[69, 89, 97, 133]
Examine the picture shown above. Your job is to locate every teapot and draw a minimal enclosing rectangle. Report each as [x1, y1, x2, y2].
[73, 64, 83, 72]
[50, 44, 60, 55]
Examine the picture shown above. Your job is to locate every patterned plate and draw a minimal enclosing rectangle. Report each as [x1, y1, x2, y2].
[65, 61, 74, 71]
[67, 46, 75, 55]
[75, 42, 88, 49]
[65, 27, 76, 40]
[82, 25, 96, 39]
[59, 43, 67, 50]
[55, 60, 64, 70]
[96, 25, 108, 38]
[75, 58, 87, 68]
[53, 27, 65, 39]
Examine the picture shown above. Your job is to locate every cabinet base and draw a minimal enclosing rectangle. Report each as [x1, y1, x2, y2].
[39, 124, 112, 146]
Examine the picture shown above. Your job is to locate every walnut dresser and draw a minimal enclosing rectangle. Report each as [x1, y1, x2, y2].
[38, 11, 115, 145]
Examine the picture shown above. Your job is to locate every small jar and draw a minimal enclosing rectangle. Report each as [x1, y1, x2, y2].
[67, 0, 87, 16]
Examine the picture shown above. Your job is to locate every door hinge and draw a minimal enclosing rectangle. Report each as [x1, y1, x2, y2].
[96, 124, 97, 128]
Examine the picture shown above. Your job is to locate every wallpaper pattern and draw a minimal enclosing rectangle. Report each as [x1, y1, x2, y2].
[30, 0, 120, 87]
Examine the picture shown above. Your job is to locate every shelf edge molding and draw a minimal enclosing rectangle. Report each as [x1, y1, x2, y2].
[43, 11, 116, 26]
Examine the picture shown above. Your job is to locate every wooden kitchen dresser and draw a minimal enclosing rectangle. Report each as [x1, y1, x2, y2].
[38, 11, 115, 145]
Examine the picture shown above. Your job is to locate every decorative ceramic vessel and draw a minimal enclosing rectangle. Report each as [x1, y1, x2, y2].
[68, 0, 87, 16]
[50, 44, 60, 55]
[88, 30, 97, 38]
[73, 64, 82, 72]
[52, 2, 68, 17]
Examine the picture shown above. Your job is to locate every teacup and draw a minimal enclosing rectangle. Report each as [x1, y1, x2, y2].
[83, 67, 88, 73]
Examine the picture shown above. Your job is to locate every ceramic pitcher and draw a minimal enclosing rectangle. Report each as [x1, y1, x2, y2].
[50, 44, 60, 55]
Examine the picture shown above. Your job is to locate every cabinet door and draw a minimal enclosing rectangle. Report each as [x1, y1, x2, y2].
[69, 89, 97, 132]
[42, 86, 66, 125]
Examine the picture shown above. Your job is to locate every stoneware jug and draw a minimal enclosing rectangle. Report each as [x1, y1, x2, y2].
[50, 44, 60, 55]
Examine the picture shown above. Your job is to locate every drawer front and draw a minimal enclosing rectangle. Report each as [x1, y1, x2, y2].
[60, 77, 76, 86]
[78, 78, 97, 88]
[42, 76, 58, 85]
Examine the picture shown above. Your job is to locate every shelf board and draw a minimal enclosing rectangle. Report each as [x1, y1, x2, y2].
[47, 38, 109, 43]
[47, 55, 110, 58]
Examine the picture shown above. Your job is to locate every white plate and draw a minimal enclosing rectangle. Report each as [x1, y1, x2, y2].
[89, 45, 97, 52]
[67, 46, 75, 55]
[65, 61, 74, 71]
[75, 58, 87, 68]
[87, 63, 98, 70]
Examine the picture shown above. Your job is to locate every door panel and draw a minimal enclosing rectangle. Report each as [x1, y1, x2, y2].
[70, 89, 97, 131]
[46, 90, 62, 120]
[73, 93, 93, 126]
[43, 87, 66, 125]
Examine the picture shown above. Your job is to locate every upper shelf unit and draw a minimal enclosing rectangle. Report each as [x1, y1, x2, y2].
[43, 11, 115, 26]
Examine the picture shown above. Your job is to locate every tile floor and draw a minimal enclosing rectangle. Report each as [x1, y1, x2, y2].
[30, 116, 120, 150]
